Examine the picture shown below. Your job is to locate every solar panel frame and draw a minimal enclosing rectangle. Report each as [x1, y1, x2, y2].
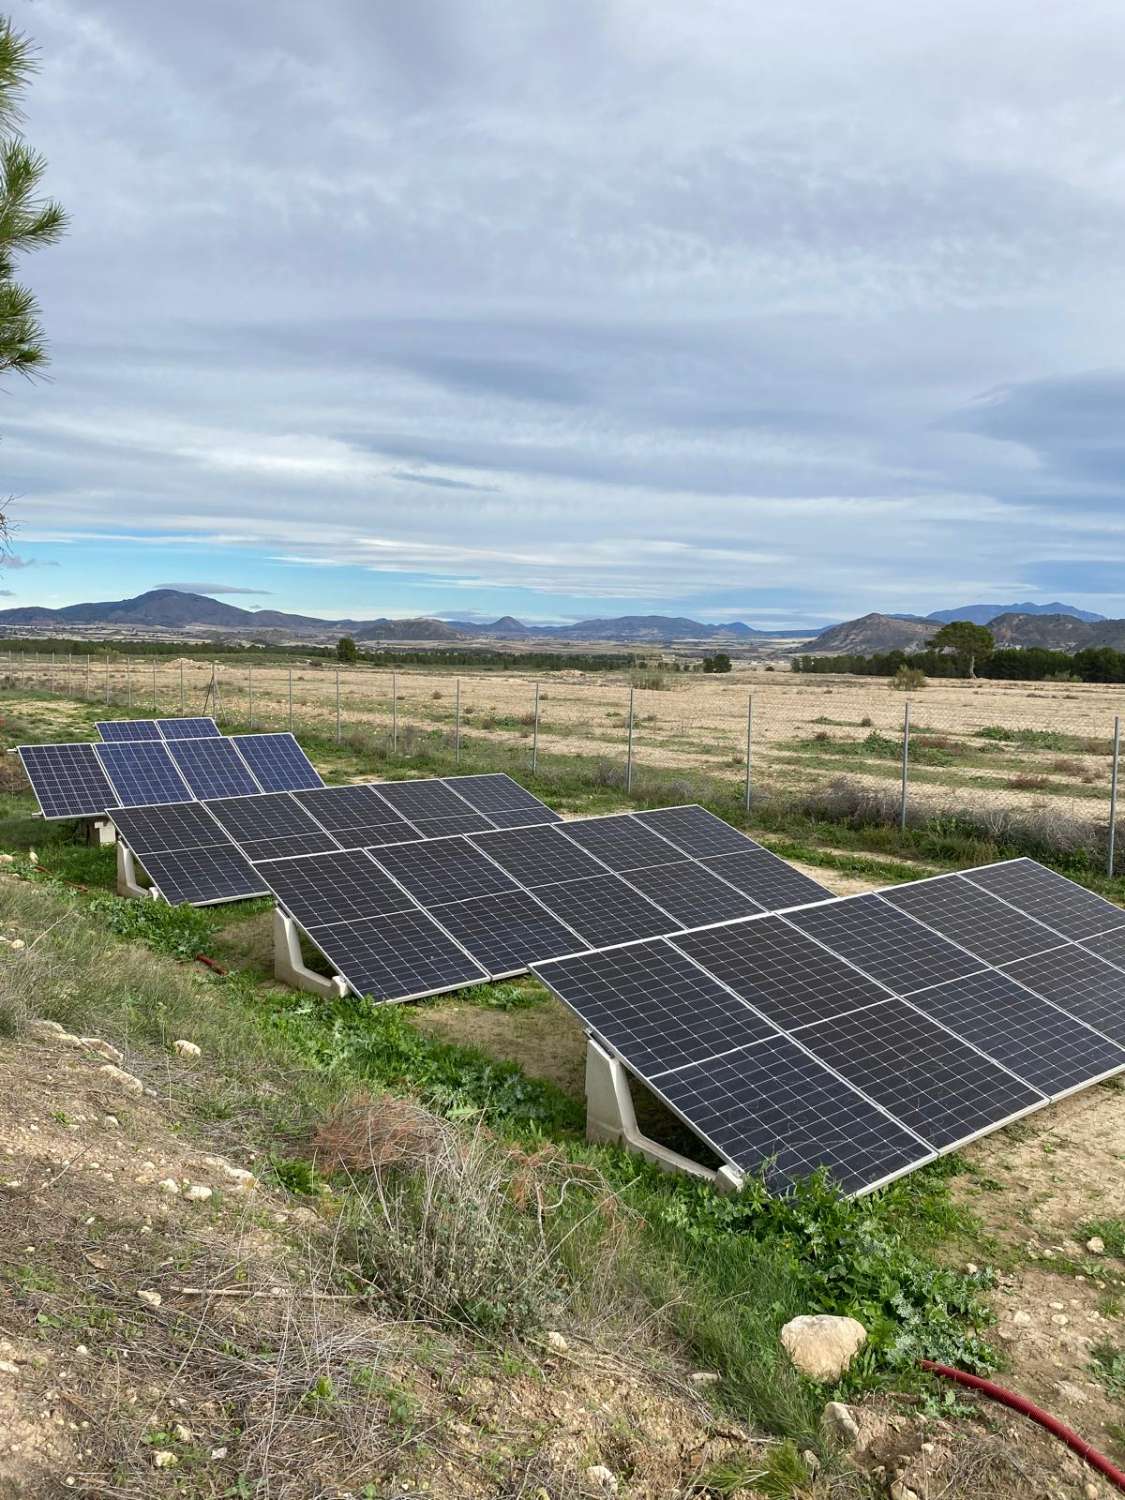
[300, 908, 489, 1003]
[372, 778, 479, 821]
[697, 849, 834, 910]
[429, 888, 589, 978]
[633, 804, 762, 858]
[107, 800, 230, 854]
[879, 873, 1068, 967]
[406, 812, 498, 839]
[960, 858, 1125, 941]
[617, 860, 764, 927]
[17, 742, 119, 820]
[94, 741, 195, 808]
[443, 772, 555, 818]
[230, 733, 323, 791]
[1000, 944, 1125, 1047]
[156, 717, 221, 740]
[254, 849, 419, 927]
[480, 806, 564, 829]
[95, 719, 163, 742]
[137, 845, 270, 907]
[166, 737, 263, 800]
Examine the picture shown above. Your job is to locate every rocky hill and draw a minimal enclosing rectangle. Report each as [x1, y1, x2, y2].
[926, 601, 1104, 625]
[807, 613, 936, 654]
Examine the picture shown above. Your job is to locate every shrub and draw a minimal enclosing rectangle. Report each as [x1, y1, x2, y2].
[889, 665, 927, 691]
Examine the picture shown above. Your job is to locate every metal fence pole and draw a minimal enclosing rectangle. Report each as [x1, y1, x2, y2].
[288, 665, 293, 731]
[211, 660, 218, 724]
[180, 659, 185, 715]
[335, 668, 341, 745]
[1109, 716, 1121, 878]
[899, 699, 911, 833]
[625, 685, 635, 794]
[151, 659, 157, 712]
[104, 651, 110, 706]
[744, 694, 753, 813]
[50, 650, 56, 694]
[454, 678, 461, 765]
[531, 682, 540, 775]
[126, 658, 132, 711]
[392, 670, 398, 755]
[249, 664, 254, 730]
[84, 654, 90, 700]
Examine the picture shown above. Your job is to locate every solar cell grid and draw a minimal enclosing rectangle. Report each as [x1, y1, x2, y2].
[255, 849, 417, 926]
[407, 812, 496, 839]
[699, 849, 834, 910]
[531, 872, 678, 948]
[797, 997, 1045, 1150]
[156, 717, 220, 740]
[907, 970, 1125, 1098]
[785, 893, 985, 995]
[962, 859, 1125, 941]
[469, 824, 605, 888]
[634, 804, 760, 858]
[1080, 927, 1125, 972]
[167, 737, 262, 799]
[96, 720, 162, 742]
[372, 837, 519, 907]
[204, 792, 321, 844]
[239, 831, 341, 862]
[305, 909, 487, 1002]
[293, 783, 413, 834]
[672, 917, 889, 1031]
[533, 940, 778, 1077]
[95, 741, 193, 807]
[445, 773, 551, 816]
[139, 845, 268, 907]
[373, 778, 474, 820]
[558, 814, 681, 871]
[231, 733, 323, 791]
[17, 742, 118, 820]
[1001, 944, 1125, 1046]
[108, 800, 227, 854]
[481, 806, 564, 828]
[619, 860, 763, 927]
[652, 1038, 930, 1195]
[880, 875, 1065, 967]
[432, 889, 587, 976]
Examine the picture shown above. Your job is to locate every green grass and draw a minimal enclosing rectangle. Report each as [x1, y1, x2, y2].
[1079, 1216, 1125, 1259]
[1089, 1339, 1125, 1398]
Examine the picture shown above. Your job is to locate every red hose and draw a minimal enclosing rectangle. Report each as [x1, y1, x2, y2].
[920, 1359, 1125, 1493]
[193, 953, 228, 975]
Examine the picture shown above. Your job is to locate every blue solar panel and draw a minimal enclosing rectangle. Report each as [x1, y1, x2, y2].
[166, 737, 262, 799]
[95, 742, 194, 807]
[157, 717, 220, 740]
[231, 733, 323, 791]
[17, 742, 118, 819]
[96, 720, 162, 742]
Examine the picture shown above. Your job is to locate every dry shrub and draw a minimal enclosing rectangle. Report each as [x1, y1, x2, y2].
[1051, 757, 1083, 775]
[1007, 772, 1051, 791]
[0, 755, 30, 795]
[314, 1090, 451, 1172]
[0, 942, 34, 1038]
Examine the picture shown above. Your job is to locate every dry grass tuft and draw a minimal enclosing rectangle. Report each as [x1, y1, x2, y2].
[313, 1089, 451, 1171]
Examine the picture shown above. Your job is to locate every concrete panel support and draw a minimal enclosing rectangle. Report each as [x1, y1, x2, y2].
[272, 908, 348, 1000]
[116, 842, 157, 901]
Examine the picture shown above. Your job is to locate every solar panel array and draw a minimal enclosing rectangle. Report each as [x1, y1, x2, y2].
[533, 857, 1125, 1196]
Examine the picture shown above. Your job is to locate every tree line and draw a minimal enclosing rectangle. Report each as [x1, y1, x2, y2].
[793, 643, 1125, 684]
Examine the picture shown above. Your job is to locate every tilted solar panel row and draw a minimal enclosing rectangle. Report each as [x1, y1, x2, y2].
[532, 858, 1125, 1197]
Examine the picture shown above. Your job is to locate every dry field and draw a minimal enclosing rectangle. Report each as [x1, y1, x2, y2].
[6, 652, 1125, 824]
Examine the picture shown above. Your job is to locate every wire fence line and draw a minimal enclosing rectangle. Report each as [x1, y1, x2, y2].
[3, 650, 1125, 872]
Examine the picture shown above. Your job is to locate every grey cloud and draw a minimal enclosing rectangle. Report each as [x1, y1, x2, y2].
[156, 581, 274, 596]
[0, 554, 60, 569]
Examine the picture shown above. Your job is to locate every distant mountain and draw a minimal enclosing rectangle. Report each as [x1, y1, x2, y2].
[809, 613, 937, 654]
[926, 601, 1104, 625]
[807, 608, 1125, 656]
[442, 614, 814, 641]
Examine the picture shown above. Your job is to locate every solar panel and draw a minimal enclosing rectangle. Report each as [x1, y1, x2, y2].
[907, 970, 1125, 1098]
[619, 861, 763, 927]
[291, 784, 423, 848]
[373, 778, 476, 821]
[482, 806, 565, 829]
[166, 737, 262, 799]
[533, 940, 778, 1077]
[372, 837, 519, 907]
[699, 849, 834, 910]
[652, 1038, 931, 1195]
[796, 998, 1045, 1150]
[1080, 927, 1125, 971]
[431, 890, 588, 977]
[445, 773, 555, 818]
[96, 720, 162, 742]
[255, 850, 417, 927]
[786, 893, 984, 995]
[1000, 945, 1125, 1046]
[157, 717, 221, 740]
[138, 845, 269, 907]
[95, 741, 194, 807]
[961, 859, 1125, 941]
[302, 909, 488, 1002]
[880, 875, 1065, 966]
[531, 873, 677, 948]
[559, 814, 683, 872]
[407, 812, 497, 839]
[204, 792, 341, 862]
[634, 804, 759, 858]
[17, 742, 118, 819]
[469, 824, 605, 888]
[231, 733, 323, 791]
[108, 800, 228, 854]
[672, 917, 888, 1031]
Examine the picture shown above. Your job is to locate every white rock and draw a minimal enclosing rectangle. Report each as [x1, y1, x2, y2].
[75, 1345, 90, 1358]
[210, 1446, 228, 1461]
[965, 1262, 979, 1274]
[80, 1038, 123, 1065]
[223, 1168, 256, 1193]
[889, 1482, 920, 1500]
[1085, 1483, 1101, 1500]
[184, 1184, 213, 1202]
[1086, 1237, 1106, 1255]
[172, 1423, 192, 1442]
[157, 1179, 181, 1196]
[152, 1450, 178, 1469]
[97, 1064, 143, 1096]
[8, 937, 25, 949]
[29, 1019, 65, 1038]
[821, 1400, 860, 1446]
[0, 1359, 20, 1376]
[136, 1290, 162, 1309]
[1012, 1311, 1033, 1327]
[173, 1039, 201, 1059]
[584, 1465, 618, 1495]
[689, 1371, 720, 1386]
[780, 1315, 867, 1382]
[545, 1331, 568, 1352]
[102, 1115, 120, 1129]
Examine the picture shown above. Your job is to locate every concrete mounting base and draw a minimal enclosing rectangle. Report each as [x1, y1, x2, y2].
[583, 1037, 744, 1192]
[272, 908, 348, 1000]
[87, 818, 117, 847]
[116, 842, 158, 901]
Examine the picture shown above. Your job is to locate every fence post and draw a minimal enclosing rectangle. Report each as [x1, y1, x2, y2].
[454, 678, 461, 765]
[287, 665, 294, 731]
[180, 659, 185, 716]
[84, 654, 90, 700]
[151, 660, 157, 712]
[335, 668, 341, 745]
[744, 694, 753, 813]
[211, 660, 218, 724]
[899, 699, 911, 834]
[50, 650, 55, 694]
[1109, 716, 1121, 878]
[625, 685, 635, 794]
[392, 670, 398, 755]
[249, 664, 254, 730]
[104, 651, 110, 706]
[126, 658, 132, 711]
[531, 682, 540, 775]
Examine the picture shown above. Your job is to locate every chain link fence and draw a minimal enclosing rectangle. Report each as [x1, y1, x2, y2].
[4, 651, 1124, 872]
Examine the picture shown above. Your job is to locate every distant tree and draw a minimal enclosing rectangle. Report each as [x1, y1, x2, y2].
[336, 635, 358, 663]
[701, 652, 733, 674]
[928, 621, 994, 678]
[1, 18, 66, 542]
[889, 664, 927, 691]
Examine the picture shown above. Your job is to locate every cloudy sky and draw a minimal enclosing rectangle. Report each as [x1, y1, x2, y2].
[3, 0, 1125, 625]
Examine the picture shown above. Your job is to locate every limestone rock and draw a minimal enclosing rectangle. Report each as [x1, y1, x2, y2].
[136, 1289, 162, 1309]
[821, 1399, 861, 1447]
[173, 1039, 201, 1059]
[780, 1315, 867, 1382]
[584, 1465, 618, 1495]
[184, 1184, 213, 1202]
[97, 1064, 144, 1095]
[81, 1037, 124, 1065]
[1086, 1236, 1106, 1255]
[152, 1450, 178, 1469]
[546, 1331, 569, 1353]
[28, 1019, 65, 1039]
